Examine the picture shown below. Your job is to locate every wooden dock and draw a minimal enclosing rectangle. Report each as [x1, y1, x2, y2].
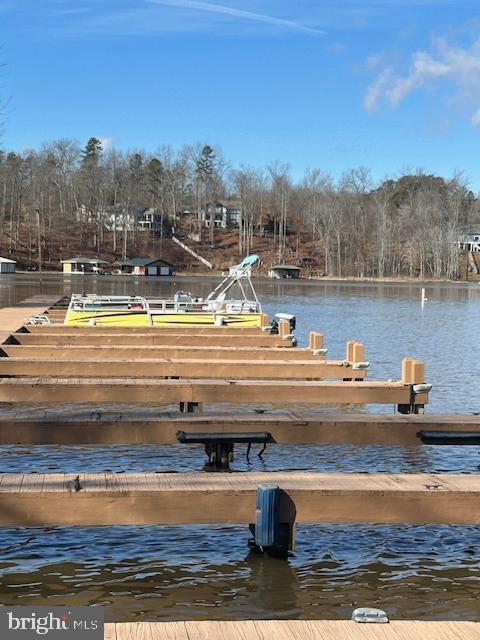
[0, 298, 429, 412]
[0, 471, 479, 526]
[0, 377, 428, 406]
[0, 296, 62, 343]
[7, 331, 296, 347]
[104, 620, 480, 640]
[0, 410, 477, 445]
[1, 296, 464, 632]
[0, 357, 367, 379]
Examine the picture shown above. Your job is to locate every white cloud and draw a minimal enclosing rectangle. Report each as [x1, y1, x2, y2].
[364, 37, 480, 126]
[363, 68, 393, 112]
[98, 136, 114, 151]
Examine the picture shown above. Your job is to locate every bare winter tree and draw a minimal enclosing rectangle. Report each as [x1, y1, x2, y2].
[0, 133, 474, 279]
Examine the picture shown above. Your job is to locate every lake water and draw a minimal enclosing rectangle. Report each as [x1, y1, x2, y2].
[0, 273, 479, 621]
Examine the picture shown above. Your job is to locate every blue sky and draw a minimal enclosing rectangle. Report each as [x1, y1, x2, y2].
[2, 0, 480, 188]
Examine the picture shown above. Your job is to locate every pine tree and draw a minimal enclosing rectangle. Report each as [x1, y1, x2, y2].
[196, 145, 216, 246]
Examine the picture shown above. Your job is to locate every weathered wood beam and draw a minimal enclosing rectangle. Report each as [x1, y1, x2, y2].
[0, 472, 477, 526]
[0, 378, 427, 405]
[0, 357, 366, 379]
[0, 412, 474, 446]
[23, 325, 273, 335]
[0, 344, 320, 361]
[8, 333, 295, 347]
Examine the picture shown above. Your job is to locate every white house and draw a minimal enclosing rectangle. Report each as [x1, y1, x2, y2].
[0, 257, 16, 273]
[458, 228, 480, 253]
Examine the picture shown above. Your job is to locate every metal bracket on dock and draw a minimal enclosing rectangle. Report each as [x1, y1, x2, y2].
[398, 382, 432, 414]
[352, 361, 369, 371]
[176, 431, 273, 470]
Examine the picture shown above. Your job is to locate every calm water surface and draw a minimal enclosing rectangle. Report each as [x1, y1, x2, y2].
[0, 273, 479, 620]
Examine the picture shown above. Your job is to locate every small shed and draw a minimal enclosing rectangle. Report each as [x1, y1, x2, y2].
[61, 258, 109, 274]
[0, 257, 16, 274]
[268, 265, 301, 279]
[116, 258, 174, 276]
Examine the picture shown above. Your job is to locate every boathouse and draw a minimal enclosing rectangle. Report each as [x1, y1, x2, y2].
[61, 257, 109, 274]
[0, 257, 16, 273]
[268, 264, 301, 279]
[116, 257, 174, 276]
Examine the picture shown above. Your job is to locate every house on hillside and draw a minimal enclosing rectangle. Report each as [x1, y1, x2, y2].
[99, 205, 166, 234]
[458, 228, 480, 252]
[0, 257, 16, 273]
[116, 257, 174, 276]
[201, 201, 241, 229]
[137, 208, 164, 232]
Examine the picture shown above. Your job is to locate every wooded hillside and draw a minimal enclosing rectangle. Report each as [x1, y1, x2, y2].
[0, 138, 477, 278]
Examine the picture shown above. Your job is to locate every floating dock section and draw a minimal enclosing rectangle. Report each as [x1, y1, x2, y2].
[0, 296, 477, 638]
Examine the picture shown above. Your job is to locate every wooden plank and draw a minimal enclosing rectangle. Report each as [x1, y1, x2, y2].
[0, 472, 479, 526]
[0, 344, 320, 361]
[0, 357, 365, 380]
[107, 621, 480, 640]
[9, 333, 295, 348]
[24, 325, 271, 335]
[186, 621, 260, 640]
[0, 412, 471, 446]
[0, 378, 424, 405]
[0, 296, 61, 343]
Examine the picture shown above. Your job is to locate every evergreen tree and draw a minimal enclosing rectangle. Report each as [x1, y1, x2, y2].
[81, 137, 103, 165]
[196, 145, 216, 246]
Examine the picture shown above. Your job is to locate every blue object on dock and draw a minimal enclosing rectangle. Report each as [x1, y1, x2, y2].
[255, 485, 280, 548]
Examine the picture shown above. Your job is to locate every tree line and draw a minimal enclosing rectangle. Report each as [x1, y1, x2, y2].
[0, 137, 477, 278]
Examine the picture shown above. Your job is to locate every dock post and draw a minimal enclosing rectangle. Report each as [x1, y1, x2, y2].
[260, 312, 269, 328]
[279, 320, 290, 340]
[346, 340, 355, 362]
[248, 485, 294, 560]
[343, 340, 357, 381]
[398, 358, 425, 414]
[309, 332, 325, 357]
[352, 342, 366, 381]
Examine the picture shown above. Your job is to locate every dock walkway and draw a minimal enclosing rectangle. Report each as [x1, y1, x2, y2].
[0, 409, 479, 445]
[104, 620, 480, 640]
[1, 471, 480, 526]
[0, 295, 62, 343]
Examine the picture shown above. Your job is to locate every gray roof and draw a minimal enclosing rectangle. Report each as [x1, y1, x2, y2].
[61, 257, 109, 264]
[271, 264, 301, 270]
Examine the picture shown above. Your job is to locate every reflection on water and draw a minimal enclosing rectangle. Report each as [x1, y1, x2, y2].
[0, 274, 480, 619]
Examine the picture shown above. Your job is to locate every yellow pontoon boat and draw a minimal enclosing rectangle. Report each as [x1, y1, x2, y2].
[64, 255, 269, 328]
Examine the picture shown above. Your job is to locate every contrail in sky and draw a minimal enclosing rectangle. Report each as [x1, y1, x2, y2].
[147, 0, 323, 35]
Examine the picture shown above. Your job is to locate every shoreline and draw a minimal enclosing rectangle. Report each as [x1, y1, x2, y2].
[11, 269, 477, 285]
